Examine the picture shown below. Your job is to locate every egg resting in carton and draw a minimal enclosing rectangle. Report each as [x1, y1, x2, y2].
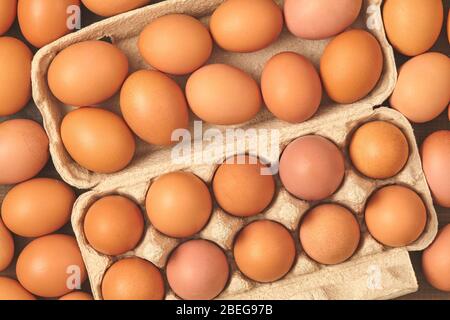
[31, 0, 438, 299]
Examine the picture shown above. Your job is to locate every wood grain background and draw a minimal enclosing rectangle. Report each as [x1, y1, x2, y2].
[0, 0, 448, 300]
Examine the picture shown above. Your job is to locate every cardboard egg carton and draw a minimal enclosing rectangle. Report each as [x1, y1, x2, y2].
[31, 0, 438, 299]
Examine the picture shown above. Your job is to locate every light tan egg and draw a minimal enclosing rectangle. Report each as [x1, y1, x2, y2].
[0, 277, 36, 300]
[81, 0, 150, 17]
[0, 219, 14, 272]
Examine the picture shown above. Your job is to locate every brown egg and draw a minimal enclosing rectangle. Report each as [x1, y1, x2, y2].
[210, 0, 283, 53]
[234, 220, 296, 283]
[422, 224, 450, 292]
[0, 219, 14, 272]
[166, 239, 229, 300]
[213, 155, 275, 217]
[101, 257, 164, 300]
[81, 0, 150, 17]
[84, 195, 144, 256]
[61, 107, 136, 173]
[390, 52, 450, 123]
[0, 119, 49, 185]
[320, 29, 383, 104]
[261, 52, 322, 123]
[279, 135, 345, 201]
[0, 0, 16, 35]
[16, 234, 87, 298]
[349, 121, 409, 179]
[59, 291, 93, 300]
[18, 0, 80, 48]
[0, 37, 32, 116]
[139, 14, 212, 75]
[0, 277, 36, 300]
[365, 185, 427, 247]
[284, 0, 362, 40]
[146, 171, 212, 238]
[383, 0, 443, 56]
[2, 178, 75, 237]
[448, 9, 450, 45]
[186, 64, 262, 125]
[299, 204, 360, 265]
[47, 40, 129, 106]
[120, 70, 189, 146]
[421, 130, 450, 208]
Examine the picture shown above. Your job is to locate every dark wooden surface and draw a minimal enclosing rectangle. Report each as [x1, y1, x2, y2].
[0, 1, 449, 300]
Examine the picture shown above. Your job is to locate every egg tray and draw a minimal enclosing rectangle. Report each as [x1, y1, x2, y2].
[29, 0, 438, 300]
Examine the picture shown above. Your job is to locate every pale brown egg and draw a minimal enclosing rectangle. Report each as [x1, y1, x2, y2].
[422, 224, 450, 292]
[16, 234, 87, 298]
[390, 52, 450, 123]
[0, 219, 14, 272]
[81, 0, 150, 17]
[349, 121, 409, 179]
[0, 0, 16, 35]
[59, 291, 93, 300]
[146, 171, 212, 238]
[139, 14, 212, 75]
[299, 204, 360, 265]
[47, 40, 129, 106]
[84, 195, 144, 256]
[18, 0, 80, 48]
[234, 220, 296, 283]
[1, 178, 75, 237]
[421, 130, 450, 208]
[0, 277, 36, 300]
[0, 119, 49, 185]
[261, 52, 322, 123]
[365, 185, 427, 247]
[61, 107, 136, 173]
[279, 135, 345, 201]
[383, 0, 443, 56]
[0, 37, 32, 116]
[186, 64, 262, 125]
[320, 29, 383, 104]
[210, 0, 283, 53]
[166, 239, 229, 300]
[101, 257, 165, 300]
[284, 0, 362, 40]
[213, 155, 275, 217]
[120, 70, 189, 146]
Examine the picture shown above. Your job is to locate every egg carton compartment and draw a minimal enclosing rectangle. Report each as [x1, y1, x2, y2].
[31, 0, 396, 190]
[71, 107, 438, 300]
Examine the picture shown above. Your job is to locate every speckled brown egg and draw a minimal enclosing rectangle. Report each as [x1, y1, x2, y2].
[16, 234, 87, 298]
[299, 204, 360, 265]
[0, 219, 14, 272]
[18, 0, 80, 48]
[261, 52, 322, 123]
[146, 171, 212, 238]
[210, 0, 283, 53]
[139, 14, 212, 75]
[349, 121, 409, 179]
[422, 224, 450, 292]
[383, 0, 443, 56]
[213, 155, 275, 217]
[320, 29, 383, 104]
[120, 70, 189, 146]
[0, 37, 32, 116]
[166, 239, 229, 300]
[0, 0, 16, 35]
[234, 220, 296, 283]
[84, 195, 144, 256]
[60, 107, 136, 173]
[59, 291, 94, 300]
[0, 119, 49, 185]
[81, 0, 150, 17]
[47, 40, 129, 106]
[101, 257, 165, 300]
[1, 178, 75, 237]
[186, 64, 262, 125]
[365, 185, 427, 247]
[0, 277, 36, 300]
